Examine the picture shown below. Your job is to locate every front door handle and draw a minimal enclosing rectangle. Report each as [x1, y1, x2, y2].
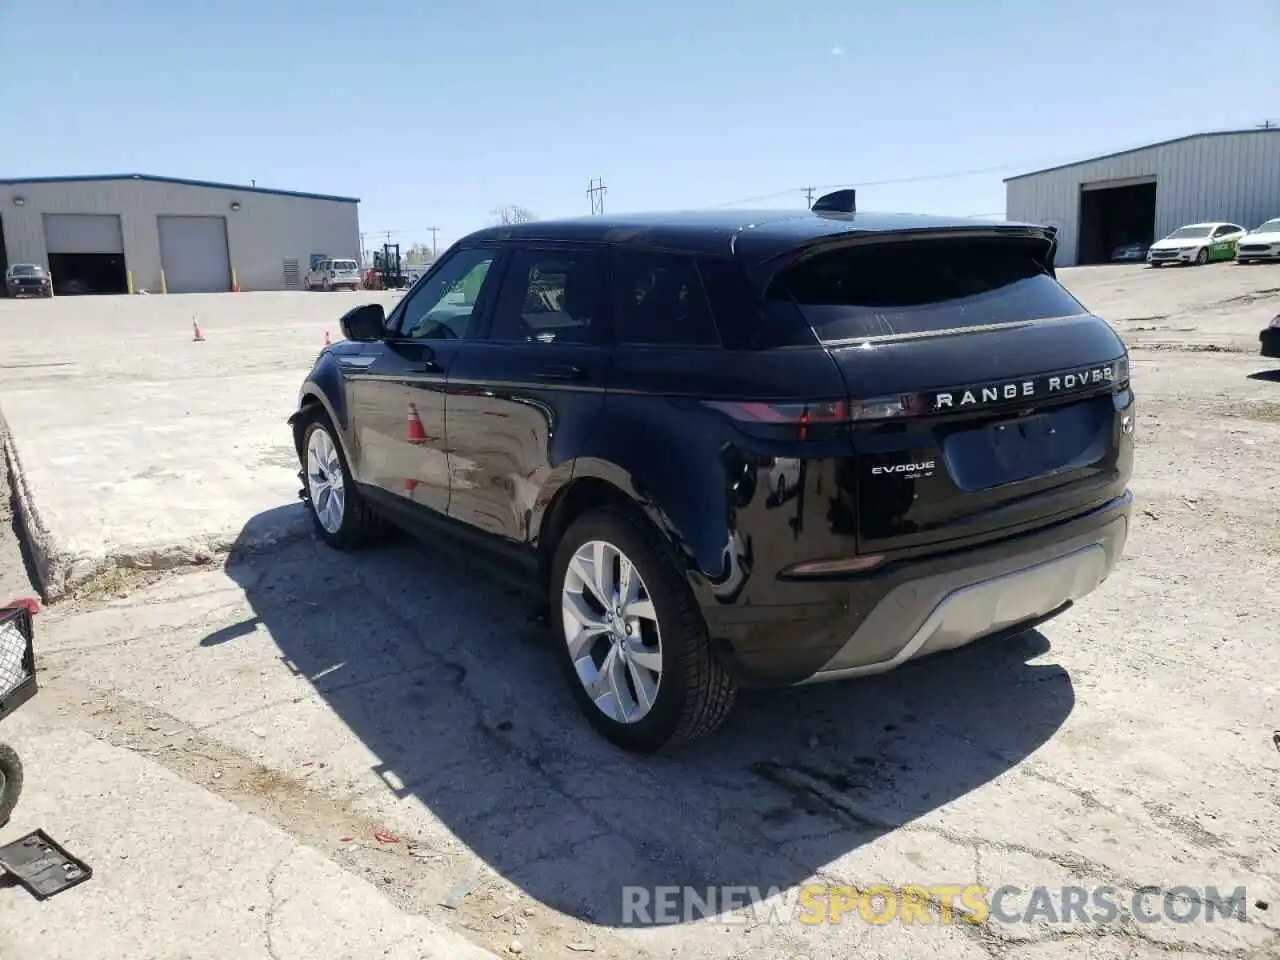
[535, 365, 586, 382]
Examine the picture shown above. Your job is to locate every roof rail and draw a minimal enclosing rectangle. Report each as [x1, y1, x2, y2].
[811, 189, 856, 214]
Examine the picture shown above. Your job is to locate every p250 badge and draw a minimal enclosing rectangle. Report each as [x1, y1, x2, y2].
[870, 460, 936, 479]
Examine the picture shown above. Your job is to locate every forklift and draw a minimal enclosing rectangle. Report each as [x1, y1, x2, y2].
[370, 243, 407, 290]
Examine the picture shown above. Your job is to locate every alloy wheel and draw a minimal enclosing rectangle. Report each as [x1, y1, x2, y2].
[306, 427, 346, 534]
[561, 540, 663, 724]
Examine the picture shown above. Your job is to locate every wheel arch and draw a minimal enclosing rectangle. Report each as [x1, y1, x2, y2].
[288, 372, 351, 465]
[534, 457, 729, 600]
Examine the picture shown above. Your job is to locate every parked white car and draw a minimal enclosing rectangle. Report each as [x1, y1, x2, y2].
[305, 258, 362, 291]
[1235, 218, 1280, 264]
[1146, 222, 1246, 266]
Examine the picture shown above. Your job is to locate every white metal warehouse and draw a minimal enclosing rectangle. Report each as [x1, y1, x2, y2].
[0, 174, 360, 294]
[1005, 128, 1280, 267]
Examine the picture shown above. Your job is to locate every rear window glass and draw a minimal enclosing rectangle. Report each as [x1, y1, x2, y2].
[612, 250, 720, 346]
[765, 236, 1084, 343]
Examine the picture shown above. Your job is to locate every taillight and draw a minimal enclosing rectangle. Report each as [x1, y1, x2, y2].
[704, 395, 919, 436]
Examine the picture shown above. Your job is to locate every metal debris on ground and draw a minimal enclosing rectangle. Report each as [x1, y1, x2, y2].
[0, 830, 93, 900]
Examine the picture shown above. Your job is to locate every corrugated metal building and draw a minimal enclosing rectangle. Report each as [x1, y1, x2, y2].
[1005, 128, 1280, 267]
[0, 174, 360, 294]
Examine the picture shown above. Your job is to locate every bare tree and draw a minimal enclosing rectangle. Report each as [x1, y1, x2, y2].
[490, 204, 538, 226]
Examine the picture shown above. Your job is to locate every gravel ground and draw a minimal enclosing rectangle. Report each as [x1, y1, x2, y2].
[0, 263, 1278, 959]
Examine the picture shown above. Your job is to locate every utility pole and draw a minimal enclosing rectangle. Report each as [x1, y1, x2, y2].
[587, 177, 607, 215]
[803, 186, 816, 209]
[427, 226, 440, 258]
[1259, 120, 1275, 129]
[359, 232, 367, 266]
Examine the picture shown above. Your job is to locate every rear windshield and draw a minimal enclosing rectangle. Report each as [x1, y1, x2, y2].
[332, 260, 358, 270]
[764, 236, 1084, 343]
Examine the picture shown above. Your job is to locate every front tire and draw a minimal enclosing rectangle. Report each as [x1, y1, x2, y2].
[301, 410, 386, 550]
[1195, 248, 1208, 265]
[0, 742, 24, 827]
[549, 508, 737, 753]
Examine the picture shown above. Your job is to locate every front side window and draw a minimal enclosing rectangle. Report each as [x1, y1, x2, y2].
[611, 250, 720, 346]
[396, 247, 496, 339]
[487, 247, 604, 344]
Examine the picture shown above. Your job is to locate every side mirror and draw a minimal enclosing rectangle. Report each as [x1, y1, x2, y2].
[339, 302, 386, 342]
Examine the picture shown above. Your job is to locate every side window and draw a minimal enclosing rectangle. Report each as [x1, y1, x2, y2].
[488, 247, 604, 344]
[611, 250, 720, 346]
[396, 247, 497, 340]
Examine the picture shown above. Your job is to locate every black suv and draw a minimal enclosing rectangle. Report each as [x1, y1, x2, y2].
[290, 193, 1135, 753]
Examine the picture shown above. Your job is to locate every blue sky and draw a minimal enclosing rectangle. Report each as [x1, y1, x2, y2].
[3, 0, 1276, 251]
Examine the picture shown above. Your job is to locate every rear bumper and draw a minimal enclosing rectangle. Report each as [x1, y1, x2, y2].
[709, 491, 1131, 686]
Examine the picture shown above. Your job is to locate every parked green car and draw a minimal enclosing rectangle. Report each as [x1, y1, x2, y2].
[1146, 222, 1246, 266]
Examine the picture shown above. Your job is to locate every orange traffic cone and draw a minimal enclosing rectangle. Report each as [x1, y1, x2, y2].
[404, 402, 428, 492]
[324, 330, 332, 346]
[192, 316, 205, 341]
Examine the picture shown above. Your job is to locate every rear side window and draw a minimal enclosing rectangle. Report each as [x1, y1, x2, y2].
[611, 250, 720, 346]
[765, 236, 1084, 344]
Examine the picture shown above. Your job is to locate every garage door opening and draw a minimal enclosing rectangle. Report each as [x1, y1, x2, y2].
[48, 253, 128, 295]
[1077, 179, 1157, 265]
[43, 213, 128, 295]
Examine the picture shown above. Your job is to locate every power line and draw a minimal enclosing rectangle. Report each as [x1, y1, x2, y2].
[587, 177, 607, 215]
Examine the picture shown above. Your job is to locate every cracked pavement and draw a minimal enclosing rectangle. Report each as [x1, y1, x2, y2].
[0, 267, 1279, 959]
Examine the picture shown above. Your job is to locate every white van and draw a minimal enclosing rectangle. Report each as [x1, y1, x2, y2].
[305, 258, 362, 291]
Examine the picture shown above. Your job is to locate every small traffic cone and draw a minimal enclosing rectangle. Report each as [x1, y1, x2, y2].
[324, 330, 332, 346]
[192, 316, 205, 341]
[404, 402, 428, 492]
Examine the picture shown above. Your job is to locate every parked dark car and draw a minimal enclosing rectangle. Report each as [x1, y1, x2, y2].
[1261, 314, 1280, 358]
[289, 195, 1135, 753]
[4, 264, 51, 298]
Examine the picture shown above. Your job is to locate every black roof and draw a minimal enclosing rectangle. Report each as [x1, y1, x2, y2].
[462, 209, 1045, 261]
[0, 173, 358, 204]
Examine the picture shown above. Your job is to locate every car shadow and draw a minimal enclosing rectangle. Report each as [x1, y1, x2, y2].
[214, 504, 1075, 928]
[1246, 368, 1280, 382]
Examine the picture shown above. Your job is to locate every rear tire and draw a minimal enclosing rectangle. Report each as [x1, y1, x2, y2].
[0, 742, 24, 827]
[549, 507, 737, 753]
[300, 409, 387, 550]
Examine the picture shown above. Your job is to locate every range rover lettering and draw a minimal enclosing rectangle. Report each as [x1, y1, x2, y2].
[289, 192, 1135, 753]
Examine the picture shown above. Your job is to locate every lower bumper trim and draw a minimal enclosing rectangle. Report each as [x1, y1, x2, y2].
[799, 512, 1127, 684]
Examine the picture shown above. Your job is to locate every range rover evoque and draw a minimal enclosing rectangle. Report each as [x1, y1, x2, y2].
[289, 191, 1135, 754]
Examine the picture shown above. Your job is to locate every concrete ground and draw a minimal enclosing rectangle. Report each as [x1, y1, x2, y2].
[0, 264, 1278, 958]
[0, 289, 402, 598]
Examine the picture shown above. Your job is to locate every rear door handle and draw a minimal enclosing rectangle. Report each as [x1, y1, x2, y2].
[535, 365, 586, 382]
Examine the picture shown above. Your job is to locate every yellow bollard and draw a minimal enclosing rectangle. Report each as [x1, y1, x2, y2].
[160, 269, 167, 294]
[231, 266, 238, 292]
[127, 270, 134, 295]
[48, 271, 54, 297]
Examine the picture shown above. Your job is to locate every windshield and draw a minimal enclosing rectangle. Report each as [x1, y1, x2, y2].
[332, 260, 358, 271]
[10, 264, 44, 277]
[1166, 226, 1212, 240]
[1252, 219, 1280, 234]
